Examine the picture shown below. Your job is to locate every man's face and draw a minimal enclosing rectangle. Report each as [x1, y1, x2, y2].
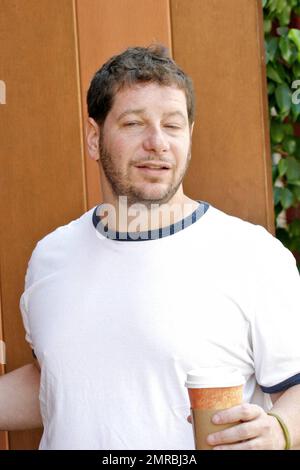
[98, 82, 192, 207]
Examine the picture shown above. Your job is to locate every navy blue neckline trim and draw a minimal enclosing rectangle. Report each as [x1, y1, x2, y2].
[260, 373, 300, 393]
[92, 200, 209, 241]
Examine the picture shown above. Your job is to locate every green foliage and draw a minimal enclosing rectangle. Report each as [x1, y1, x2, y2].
[263, 0, 300, 271]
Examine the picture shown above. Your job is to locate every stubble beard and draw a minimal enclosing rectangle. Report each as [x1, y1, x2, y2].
[98, 133, 191, 209]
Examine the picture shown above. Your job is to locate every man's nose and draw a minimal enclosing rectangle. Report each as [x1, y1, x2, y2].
[142, 126, 170, 154]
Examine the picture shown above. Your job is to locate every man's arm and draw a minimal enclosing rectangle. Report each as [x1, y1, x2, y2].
[0, 362, 43, 431]
[269, 384, 300, 450]
[270, 391, 284, 404]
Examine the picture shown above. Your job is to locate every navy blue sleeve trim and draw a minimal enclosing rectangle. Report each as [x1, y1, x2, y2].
[260, 373, 300, 393]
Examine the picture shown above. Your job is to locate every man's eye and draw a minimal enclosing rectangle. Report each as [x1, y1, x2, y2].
[165, 124, 181, 129]
[124, 122, 142, 126]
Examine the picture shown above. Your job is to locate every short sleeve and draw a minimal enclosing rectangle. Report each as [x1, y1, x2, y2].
[252, 232, 300, 393]
[19, 290, 34, 350]
[19, 244, 39, 352]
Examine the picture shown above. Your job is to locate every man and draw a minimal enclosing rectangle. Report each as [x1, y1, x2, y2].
[1, 44, 300, 450]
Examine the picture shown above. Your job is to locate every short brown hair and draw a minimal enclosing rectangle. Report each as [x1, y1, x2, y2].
[87, 44, 195, 127]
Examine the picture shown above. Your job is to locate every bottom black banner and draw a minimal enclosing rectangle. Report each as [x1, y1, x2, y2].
[0, 450, 299, 466]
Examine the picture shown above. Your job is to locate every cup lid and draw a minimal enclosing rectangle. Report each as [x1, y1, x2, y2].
[185, 367, 245, 388]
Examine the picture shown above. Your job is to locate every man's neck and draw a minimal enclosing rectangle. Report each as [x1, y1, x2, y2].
[97, 195, 199, 233]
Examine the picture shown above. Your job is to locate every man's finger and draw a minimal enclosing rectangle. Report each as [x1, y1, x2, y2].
[212, 404, 262, 425]
[207, 421, 259, 446]
[187, 415, 192, 424]
[213, 438, 263, 450]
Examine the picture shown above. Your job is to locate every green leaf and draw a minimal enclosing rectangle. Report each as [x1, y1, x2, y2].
[278, 6, 292, 26]
[275, 84, 292, 114]
[268, 0, 278, 13]
[274, 187, 282, 205]
[262, 0, 267, 8]
[289, 180, 300, 187]
[274, 61, 291, 83]
[294, 186, 300, 201]
[288, 29, 300, 50]
[271, 0, 286, 14]
[291, 101, 300, 121]
[286, 156, 300, 181]
[280, 187, 294, 208]
[266, 37, 279, 62]
[282, 136, 297, 154]
[267, 64, 283, 83]
[295, 138, 300, 159]
[279, 37, 295, 63]
[271, 122, 285, 143]
[288, 29, 300, 60]
[265, 43, 270, 64]
[268, 81, 276, 94]
[282, 123, 294, 136]
[276, 0, 286, 14]
[289, 219, 300, 237]
[292, 63, 300, 77]
[264, 19, 272, 34]
[292, 0, 300, 9]
[278, 158, 288, 176]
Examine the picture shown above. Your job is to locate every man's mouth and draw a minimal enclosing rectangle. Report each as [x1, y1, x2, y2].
[135, 162, 172, 174]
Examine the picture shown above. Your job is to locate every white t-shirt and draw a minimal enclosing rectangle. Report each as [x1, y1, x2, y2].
[19, 201, 300, 450]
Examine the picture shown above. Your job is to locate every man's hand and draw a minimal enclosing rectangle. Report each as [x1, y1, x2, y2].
[187, 403, 286, 450]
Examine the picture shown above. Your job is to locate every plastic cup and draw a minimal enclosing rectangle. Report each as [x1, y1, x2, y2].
[185, 367, 245, 450]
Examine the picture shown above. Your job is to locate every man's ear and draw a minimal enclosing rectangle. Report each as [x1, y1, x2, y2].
[190, 122, 194, 137]
[86, 117, 100, 161]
